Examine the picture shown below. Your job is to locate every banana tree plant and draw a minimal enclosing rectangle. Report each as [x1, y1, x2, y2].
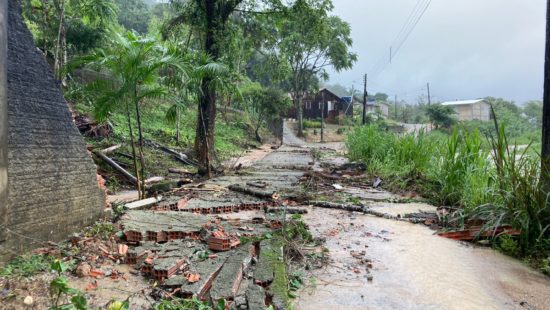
[163, 48, 241, 172]
[75, 30, 184, 199]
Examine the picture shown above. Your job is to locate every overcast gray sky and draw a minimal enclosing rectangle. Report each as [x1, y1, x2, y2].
[328, 0, 546, 104]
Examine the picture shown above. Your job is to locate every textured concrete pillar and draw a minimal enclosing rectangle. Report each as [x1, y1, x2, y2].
[0, 0, 8, 242]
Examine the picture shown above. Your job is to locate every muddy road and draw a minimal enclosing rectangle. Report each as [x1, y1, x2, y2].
[278, 122, 550, 310]
[64, 122, 550, 310]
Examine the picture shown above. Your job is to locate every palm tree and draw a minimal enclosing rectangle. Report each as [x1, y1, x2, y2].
[78, 30, 183, 199]
[163, 48, 240, 168]
[163, 0, 244, 177]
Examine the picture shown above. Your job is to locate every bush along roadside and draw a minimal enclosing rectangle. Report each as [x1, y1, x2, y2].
[346, 118, 550, 274]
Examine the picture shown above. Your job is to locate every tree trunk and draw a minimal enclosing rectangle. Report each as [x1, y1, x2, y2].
[53, 0, 65, 81]
[296, 95, 304, 137]
[542, 0, 550, 191]
[126, 103, 141, 197]
[176, 107, 180, 144]
[134, 97, 147, 199]
[194, 0, 218, 178]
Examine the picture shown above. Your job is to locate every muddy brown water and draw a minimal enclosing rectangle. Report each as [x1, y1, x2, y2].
[296, 207, 550, 310]
[279, 122, 550, 310]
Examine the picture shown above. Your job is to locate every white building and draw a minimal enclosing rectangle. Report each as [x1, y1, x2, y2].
[441, 99, 491, 121]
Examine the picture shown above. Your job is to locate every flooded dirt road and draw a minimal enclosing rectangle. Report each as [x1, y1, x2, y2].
[280, 122, 550, 310]
[296, 208, 550, 310]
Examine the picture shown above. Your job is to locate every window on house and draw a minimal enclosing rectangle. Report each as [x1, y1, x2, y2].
[305, 101, 311, 109]
[318, 102, 322, 109]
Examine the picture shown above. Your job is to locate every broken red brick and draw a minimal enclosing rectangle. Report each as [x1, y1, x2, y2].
[86, 281, 98, 291]
[118, 244, 128, 256]
[89, 269, 104, 278]
[186, 273, 200, 283]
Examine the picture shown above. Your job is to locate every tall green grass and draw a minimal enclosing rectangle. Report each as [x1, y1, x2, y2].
[347, 122, 550, 255]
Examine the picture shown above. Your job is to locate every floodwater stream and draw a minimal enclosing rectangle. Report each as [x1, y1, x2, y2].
[278, 121, 550, 310]
[296, 207, 550, 310]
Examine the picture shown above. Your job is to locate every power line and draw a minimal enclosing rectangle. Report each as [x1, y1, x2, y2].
[369, 0, 427, 75]
[370, 0, 433, 79]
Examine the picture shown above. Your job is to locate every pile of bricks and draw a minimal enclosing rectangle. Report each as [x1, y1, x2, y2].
[151, 257, 187, 281]
[154, 201, 280, 215]
[153, 197, 190, 211]
[207, 231, 240, 251]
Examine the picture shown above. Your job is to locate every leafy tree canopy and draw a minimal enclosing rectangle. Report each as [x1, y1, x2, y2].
[115, 0, 152, 34]
[425, 103, 456, 129]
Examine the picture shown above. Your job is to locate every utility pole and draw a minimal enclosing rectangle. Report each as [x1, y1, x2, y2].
[394, 95, 398, 120]
[362, 74, 367, 125]
[541, 0, 550, 191]
[427, 82, 431, 105]
[321, 91, 325, 143]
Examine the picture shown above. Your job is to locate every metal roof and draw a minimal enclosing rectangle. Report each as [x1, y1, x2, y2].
[440, 99, 486, 106]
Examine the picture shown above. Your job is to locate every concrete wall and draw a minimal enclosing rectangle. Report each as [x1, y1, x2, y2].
[0, 0, 8, 242]
[1, 0, 105, 260]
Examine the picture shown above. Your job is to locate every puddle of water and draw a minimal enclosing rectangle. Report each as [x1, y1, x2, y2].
[297, 208, 550, 310]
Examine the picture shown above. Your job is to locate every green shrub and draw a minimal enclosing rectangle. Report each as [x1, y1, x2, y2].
[430, 128, 492, 208]
[346, 125, 435, 183]
[469, 118, 550, 254]
[497, 235, 520, 257]
[346, 118, 550, 256]
[303, 120, 322, 129]
[336, 127, 345, 135]
[541, 256, 550, 275]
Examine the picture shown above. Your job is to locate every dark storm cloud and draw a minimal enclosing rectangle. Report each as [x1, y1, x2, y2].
[329, 0, 545, 104]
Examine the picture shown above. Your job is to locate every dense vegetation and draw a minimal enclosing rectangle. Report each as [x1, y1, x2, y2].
[347, 113, 550, 273]
[20, 0, 355, 191]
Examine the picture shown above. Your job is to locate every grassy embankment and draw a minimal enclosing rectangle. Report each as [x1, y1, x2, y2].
[72, 96, 262, 192]
[346, 120, 550, 275]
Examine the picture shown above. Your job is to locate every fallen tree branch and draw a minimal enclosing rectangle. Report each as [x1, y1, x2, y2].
[145, 139, 199, 167]
[94, 151, 138, 184]
[266, 207, 307, 214]
[307, 200, 364, 213]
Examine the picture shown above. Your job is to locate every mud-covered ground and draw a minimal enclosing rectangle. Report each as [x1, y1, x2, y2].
[2, 122, 550, 310]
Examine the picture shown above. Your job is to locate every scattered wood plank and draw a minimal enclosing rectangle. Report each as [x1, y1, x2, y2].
[101, 144, 122, 154]
[228, 184, 279, 200]
[94, 151, 138, 184]
[169, 168, 191, 174]
[124, 197, 162, 210]
[145, 176, 165, 184]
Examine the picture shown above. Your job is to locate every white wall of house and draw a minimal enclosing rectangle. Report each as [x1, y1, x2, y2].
[444, 100, 490, 121]
[378, 104, 389, 118]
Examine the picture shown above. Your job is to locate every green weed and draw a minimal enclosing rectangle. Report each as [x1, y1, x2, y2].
[154, 297, 226, 310]
[49, 260, 87, 310]
[85, 221, 117, 240]
[541, 256, 550, 275]
[496, 235, 520, 257]
[0, 254, 54, 277]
